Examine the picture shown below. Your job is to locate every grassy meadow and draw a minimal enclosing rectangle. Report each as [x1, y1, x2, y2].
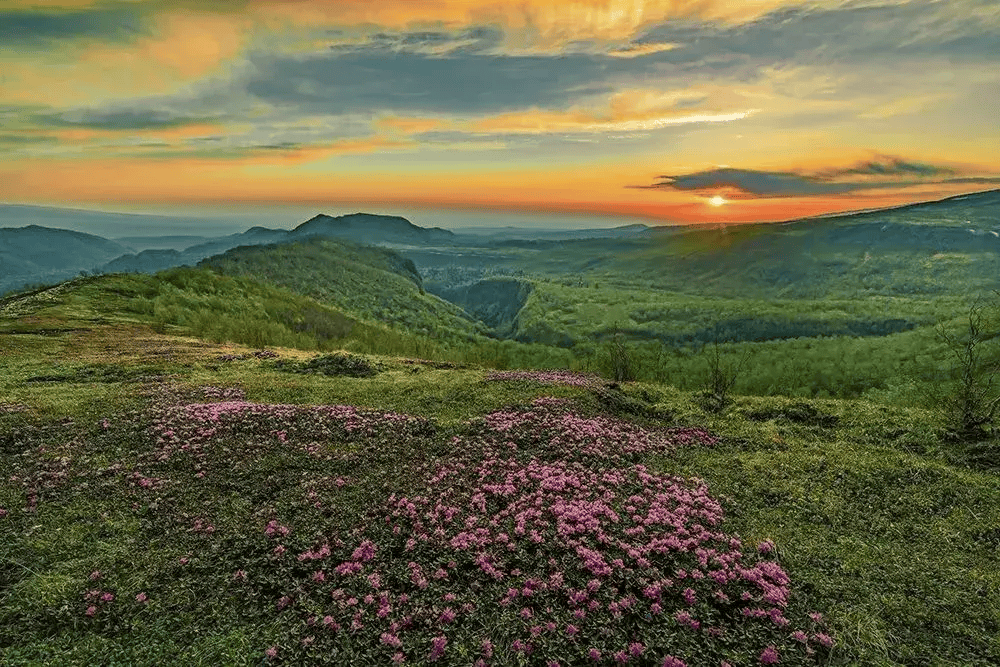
[2, 274, 999, 666]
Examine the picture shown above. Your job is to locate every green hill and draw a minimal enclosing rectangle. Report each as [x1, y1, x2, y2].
[198, 238, 492, 349]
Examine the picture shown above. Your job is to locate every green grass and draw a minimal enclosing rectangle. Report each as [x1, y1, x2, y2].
[2, 275, 1000, 665]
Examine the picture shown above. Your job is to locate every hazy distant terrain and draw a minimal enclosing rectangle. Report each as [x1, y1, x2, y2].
[3, 189, 999, 398]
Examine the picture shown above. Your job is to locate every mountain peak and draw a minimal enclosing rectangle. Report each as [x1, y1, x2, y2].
[292, 212, 455, 243]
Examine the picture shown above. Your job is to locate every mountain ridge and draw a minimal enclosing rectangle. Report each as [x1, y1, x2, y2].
[2, 188, 999, 298]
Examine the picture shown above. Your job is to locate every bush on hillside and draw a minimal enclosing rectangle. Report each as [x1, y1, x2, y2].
[271, 353, 382, 378]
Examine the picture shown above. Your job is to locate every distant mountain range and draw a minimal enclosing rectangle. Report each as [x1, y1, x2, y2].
[1, 189, 998, 297]
[0, 211, 463, 294]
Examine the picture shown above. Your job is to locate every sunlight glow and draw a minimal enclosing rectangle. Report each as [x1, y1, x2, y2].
[710, 195, 727, 207]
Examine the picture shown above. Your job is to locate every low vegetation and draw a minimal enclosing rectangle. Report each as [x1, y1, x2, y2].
[2, 280, 999, 666]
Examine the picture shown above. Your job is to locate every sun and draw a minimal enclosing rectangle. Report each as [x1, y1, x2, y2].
[709, 195, 727, 207]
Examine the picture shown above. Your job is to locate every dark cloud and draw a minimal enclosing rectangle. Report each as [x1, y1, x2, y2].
[40, 108, 211, 130]
[634, 168, 857, 196]
[0, 133, 56, 146]
[823, 158, 955, 178]
[241, 2, 998, 121]
[333, 26, 504, 56]
[0, 8, 146, 44]
[638, 1, 1000, 66]
[941, 177, 1000, 186]
[246, 49, 617, 115]
[632, 158, 979, 197]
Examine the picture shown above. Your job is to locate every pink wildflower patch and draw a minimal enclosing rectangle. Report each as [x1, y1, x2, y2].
[760, 646, 780, 664]
[125, 392, 823, 666]
[484, 370, 599, 387]
[428, 635, 448, 661]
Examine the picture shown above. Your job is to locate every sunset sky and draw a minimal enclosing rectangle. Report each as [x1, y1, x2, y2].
[2, 0, 999, 227]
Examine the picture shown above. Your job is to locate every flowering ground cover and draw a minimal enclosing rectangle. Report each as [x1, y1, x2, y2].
[485, 370, 601, 387]
[1, 380, 836, 666]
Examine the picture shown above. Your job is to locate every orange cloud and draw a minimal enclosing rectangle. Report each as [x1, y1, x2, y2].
[32, 123, 223, 147]
[247, 0, 814, 46]
[1, 9, 249, 106]
[471, 87, 756, 133]
[137, 11, 250, 79]
[375, 116, 451, 135]
[259, 136, 416, 163]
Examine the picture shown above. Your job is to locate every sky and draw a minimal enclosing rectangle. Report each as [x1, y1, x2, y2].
[1, 0, 999, 228]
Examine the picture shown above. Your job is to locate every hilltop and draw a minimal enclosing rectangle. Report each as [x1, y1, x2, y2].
[0, 225, 129, 294]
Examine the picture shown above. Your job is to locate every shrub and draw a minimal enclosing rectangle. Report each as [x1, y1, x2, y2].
[936, 297, 1000, 442]
[696, 341, 750, 414]
[272, 353, 382, 378]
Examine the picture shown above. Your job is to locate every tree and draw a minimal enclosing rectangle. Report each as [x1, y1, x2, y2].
[606, 324, 636, 382]
[937, 297, 1000, 441]
[697, 339, 750, 413]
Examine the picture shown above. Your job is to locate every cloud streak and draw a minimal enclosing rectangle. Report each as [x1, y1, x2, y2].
[0, 8, 146, 44]
[633, 157, 995, 198]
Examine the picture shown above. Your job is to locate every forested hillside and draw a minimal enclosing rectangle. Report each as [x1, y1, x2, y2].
[198, 239, 493, 349]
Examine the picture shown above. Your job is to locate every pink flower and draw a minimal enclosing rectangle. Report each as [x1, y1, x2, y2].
[234, 570, 247, 581]
[439, 608, 456, 624]
[429, 635, 448, 661]
[758, 539, 776, 554]
[565, 624, 579, 636]
[814, 633, 834, 648]
[89, 570, 101, 581]
[662, 658, 687, 667]
[136, 592, 147, 603]
[791, 630, 808, 643]
[265, 646, 278, 659]
[392, 653, 405, 665]
[589, 648, 602, 661]
[381, 632, 403, 648]
[759, 646, 780, 664]
[481, 639, 494, 658]
[629, 642, 644, 657]
[809, 612, 824, 623]
[85, 605, 97, 617]
[512, 639, 531, 653]
[100, 592, 114, 602]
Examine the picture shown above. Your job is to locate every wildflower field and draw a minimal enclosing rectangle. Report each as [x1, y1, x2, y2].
[2, 283, 1000, 665]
